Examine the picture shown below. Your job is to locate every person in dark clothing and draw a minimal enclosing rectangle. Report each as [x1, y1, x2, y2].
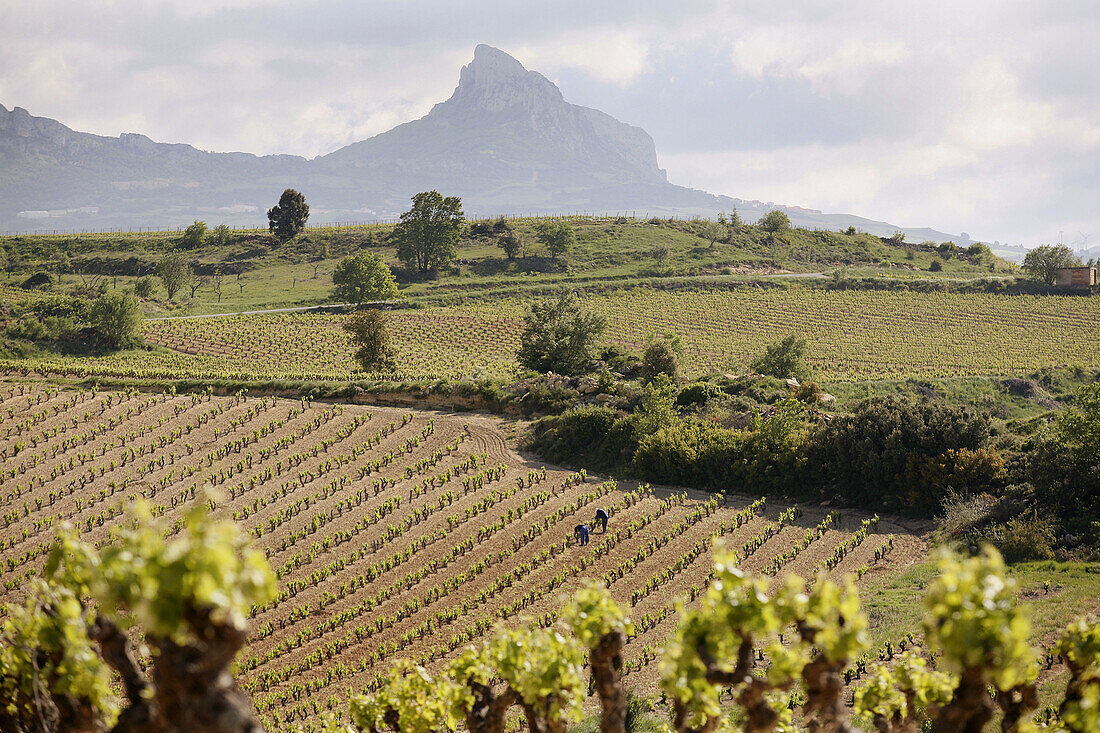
[574, 523, 590, 546]
[594, 507, 609, 533]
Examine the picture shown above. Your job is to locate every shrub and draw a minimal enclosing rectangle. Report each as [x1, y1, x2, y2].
[988, 511, 1057, 563]
[675, 382, 724, 407]
[88, 292, 143, 349]
[634, 421, 744, 488]
[929, 260, 943, 272]
[133, 276, 155, 298]
[750, 333, 811, 380]
[525, 405, 634, 469]
[641, 340, 679, 383]
[20, 272, 52, 290]
[808, 396, 992, 512]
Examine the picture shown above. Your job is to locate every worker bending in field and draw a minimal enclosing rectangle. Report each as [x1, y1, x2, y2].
[593, 507, 609, 533]
[574, 523, 590, 546]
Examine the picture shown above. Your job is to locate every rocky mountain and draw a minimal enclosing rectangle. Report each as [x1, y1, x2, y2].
[0, 45, 969, 243]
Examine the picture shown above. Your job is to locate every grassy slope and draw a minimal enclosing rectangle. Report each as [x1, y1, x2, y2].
[0, 217, 1009, 315]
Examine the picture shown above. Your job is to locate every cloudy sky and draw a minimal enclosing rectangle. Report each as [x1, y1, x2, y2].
[4, 1, 1099, 247]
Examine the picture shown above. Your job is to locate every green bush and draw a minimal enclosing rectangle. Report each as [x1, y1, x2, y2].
[750, 333, 811, 380]
[525, 405, 634, 470]
[807, 396, 992, 512]
[675, 382, 724, 407]
[633, 420, 744, 488]
[988, 511, 1057, 563]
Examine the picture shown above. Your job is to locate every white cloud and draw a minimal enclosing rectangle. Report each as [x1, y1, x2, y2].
[730, 26, 910, 95]
[517, 30, 652, 85]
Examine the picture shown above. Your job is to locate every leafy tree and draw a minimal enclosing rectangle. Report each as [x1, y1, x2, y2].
[133, 276, 155, 299]
[0, 500, 275, 732]
[88, 291, 142, 349]
[535, 222, 576, 261]
[181, 220, 207, 249]
[211, 223, 231, 245]
[156, 252, 191, 301]
[759, 210, 791, 233]
[966, 242, 992, 263]
[517, 290, 606, 375]
[641, 337, 680, 382]
[888, 230, 906, 245]
[500, 231, 523, 260]
[267, 188, 310, 242]
[698, 221, 724, 249]
[392, 191, 464, 274]
[343, 309, 396, 372]
[332, 251, 400, 304]
[929, 260, 943, 272]
[750, 333, 811, 380]
[1022, 244, 1081, 285]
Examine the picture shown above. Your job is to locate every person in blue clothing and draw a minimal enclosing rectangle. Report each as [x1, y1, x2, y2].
[574, 523, 590, 546]
[593, 507, 609, 533]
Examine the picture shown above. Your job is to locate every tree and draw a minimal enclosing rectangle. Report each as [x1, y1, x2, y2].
[267, 188, 310, 242]
[967, 242, 992, 264]
[211, 223, 231, 246]
[0, 500, 275, 732]
[535, 222, 575, 261]
[517, 290, 606, 375]
[651, 244, 671, 266]
[156, 252, 191, 301]
[344, 309, 396, 372]
[759, 210, 791, 233]
[750, 333, 811, 380]
[500, 231, 523, 260]
[392, 191, 464, 274]
[642, 337, 680, 382]
[88, 291, 142, 349]
[1022, 244, 1081, 285]
[181, 220, 207, 249]
[133, 276, 155, 299]
[698, 221, 724, 249]
[332, 251, 400, 304]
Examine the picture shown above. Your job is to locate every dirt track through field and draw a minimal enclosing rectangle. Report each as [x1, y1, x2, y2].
[0, 384, 926, 729]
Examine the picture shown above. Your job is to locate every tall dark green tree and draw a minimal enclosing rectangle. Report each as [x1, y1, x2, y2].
[88, 292, 143, 349]
[391, 191, 464, 275]
[267, 188, 310, 242]
[517, 290, 606, 375]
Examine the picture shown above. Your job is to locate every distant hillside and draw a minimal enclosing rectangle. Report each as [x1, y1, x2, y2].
[1, 45, 970, 244]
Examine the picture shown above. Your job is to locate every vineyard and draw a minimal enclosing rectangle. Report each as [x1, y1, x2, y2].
[6, 288, 1094, 384]
[0, 383, 927, 730]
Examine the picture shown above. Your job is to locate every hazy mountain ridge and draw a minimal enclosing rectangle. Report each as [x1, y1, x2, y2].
[0, 46, 970, 244]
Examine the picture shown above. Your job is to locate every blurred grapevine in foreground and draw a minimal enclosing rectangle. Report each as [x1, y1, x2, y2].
[2, 504, 1099, 733]
[345, 545, 1099, 733]
[0, 495, 275, 733]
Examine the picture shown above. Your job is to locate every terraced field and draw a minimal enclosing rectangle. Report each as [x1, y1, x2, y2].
[0, 383, 923, 729]
[7, 288, 1095, 383]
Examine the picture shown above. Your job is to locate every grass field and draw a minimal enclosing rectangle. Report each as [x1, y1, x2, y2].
[7, 287, 1095, 384]
[0, 383, 927, 729]
[1, 216, 1009, 317]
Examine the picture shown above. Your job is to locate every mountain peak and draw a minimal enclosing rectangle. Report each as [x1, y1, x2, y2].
[446, 45, 562, 112]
